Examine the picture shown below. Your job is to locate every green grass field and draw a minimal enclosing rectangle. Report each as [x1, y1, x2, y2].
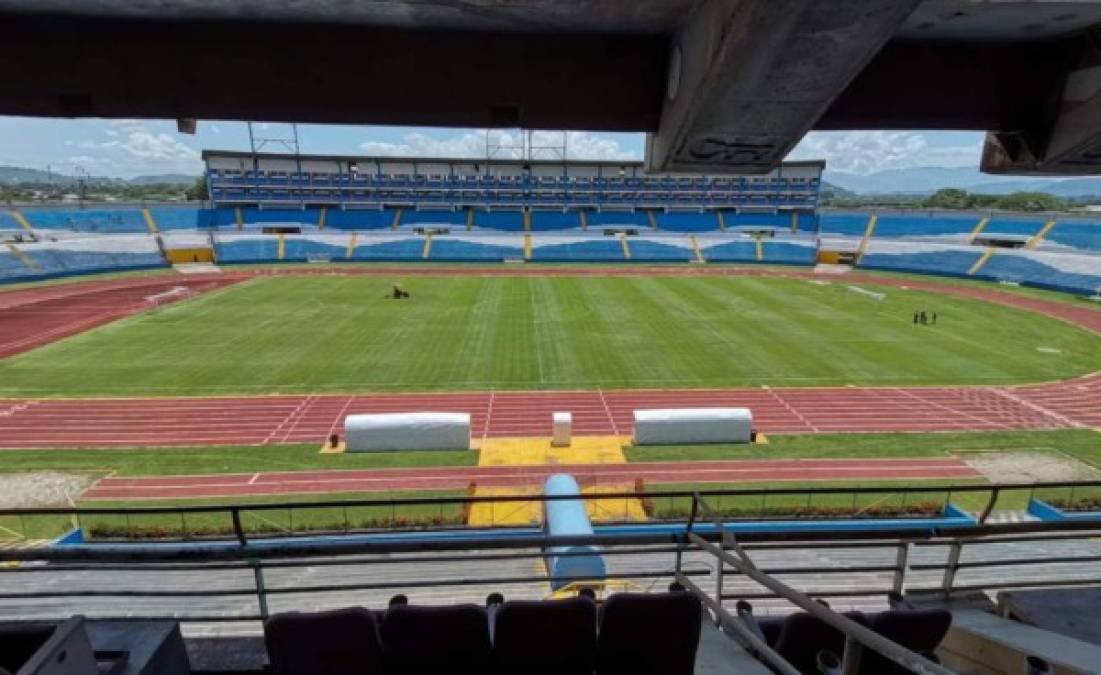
[0, 274, 1097, 397]
[0, 429, 1091, 478]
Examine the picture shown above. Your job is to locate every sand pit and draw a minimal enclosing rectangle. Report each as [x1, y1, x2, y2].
[0, 471, 96, 508]
[961, 451, 1101, 484]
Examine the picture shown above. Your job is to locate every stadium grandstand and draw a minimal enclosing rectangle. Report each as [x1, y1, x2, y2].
[5, 167, 1100, 292]
[4, 1, 1101, 674]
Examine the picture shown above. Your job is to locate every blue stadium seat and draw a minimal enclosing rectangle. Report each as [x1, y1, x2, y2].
[149, 207, 203, 230]
[697, 238, 758, 262]
[403, 210, 467, 227]
[0, 236, 167, 282]
[726, 212, 790, 229]
[349, 237, 425, 260]
[874, 215, 979, 237]
[980, 251, 1101, 294]
[859, 241, 982, 276]
[628, 237, 695, 261]
[530, 236, 626, 261]
[761, 240, 817, 265]
[326, 209, 394, 230]
[1044, 220, 1101, 253]
[282, 236, 349, 261]
[214, 236, 280, 262]
[586, 212, 649, 229]
[21, 208, 148, 233]
[428, 237, 523, 261]
[818, 213, 871, 236]
[654, 212, 716, 232]
[530, 211, 581, 231]
[984, 218, 1046, 237]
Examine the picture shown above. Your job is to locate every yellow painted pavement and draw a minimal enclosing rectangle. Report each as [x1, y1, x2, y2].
[468, 435, 647, 526]
[475, 434, 631, 466]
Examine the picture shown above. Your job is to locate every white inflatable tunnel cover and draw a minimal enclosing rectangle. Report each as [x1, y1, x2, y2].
[345, 412, 471, 452]
[633, 408, 753, 445]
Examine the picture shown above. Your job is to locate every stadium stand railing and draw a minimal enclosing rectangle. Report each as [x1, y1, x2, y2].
[1, 483, 1100, 674]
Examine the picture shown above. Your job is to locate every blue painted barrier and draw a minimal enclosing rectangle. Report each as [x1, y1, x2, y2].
[1028, 498, 1101, 522]
[52, 503, 976, 554]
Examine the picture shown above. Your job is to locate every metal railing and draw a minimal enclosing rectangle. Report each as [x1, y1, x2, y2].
[672, 491, 1101, 673]
[677, 493, 953, 675]
[0, 482, 1099, 635]
[3, 480, 1098, 545]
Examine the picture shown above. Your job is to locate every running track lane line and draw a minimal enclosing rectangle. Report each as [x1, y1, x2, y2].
[598, 388, 619, 435]
[326, 396, 355, 439]
[763, 386, 818, 433]
[1, 378, 1099, 448]
[278, 394, 317, 443]
[483, 390, 495, 441]
[263, 396, 312, 445]
[890, 387, 1012, 431]
[92, 458, 978, 484]
[986, 386, 1085, 429]
[81, 458, 981, 499]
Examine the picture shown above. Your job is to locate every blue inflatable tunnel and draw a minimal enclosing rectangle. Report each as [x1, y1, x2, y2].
[544, 474, 607, 590]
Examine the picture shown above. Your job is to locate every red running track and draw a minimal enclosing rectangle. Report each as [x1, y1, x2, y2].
[81, 457, 981, 500]
[0, 380, 1092, 449]
[0, 275, 242, 358]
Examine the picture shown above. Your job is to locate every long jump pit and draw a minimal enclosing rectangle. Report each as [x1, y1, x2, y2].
[0, 274, 243, 358]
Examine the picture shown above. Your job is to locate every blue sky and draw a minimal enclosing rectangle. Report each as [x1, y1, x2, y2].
[0, 116, 986, 178]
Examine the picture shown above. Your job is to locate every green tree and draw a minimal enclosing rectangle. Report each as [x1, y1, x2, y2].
[994, 191, 1064, 212]
[922, 188, 970, 209]
[185, 174, 208, 201]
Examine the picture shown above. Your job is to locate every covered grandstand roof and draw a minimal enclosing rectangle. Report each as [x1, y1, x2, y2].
[1, 1, 1100, 176]
[200, 150, 827, 175]
[201, 150, 826, 170]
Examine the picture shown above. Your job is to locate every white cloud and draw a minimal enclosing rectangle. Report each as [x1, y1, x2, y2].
[787, 131, 981, 175]
[360, 130, 637, 161]
[73, 124, 202, 174]
[66, 155, 107, 166]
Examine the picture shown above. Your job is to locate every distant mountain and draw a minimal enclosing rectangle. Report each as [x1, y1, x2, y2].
[963, 177, 1101, 198]
[819, 181, 857, 199]
[824, 166, 1101, 198]
[825, 167, 1005, 195]
[0, 166, 86, 185]
[0, 165, 197, 186]
[129, 174, 197, 185]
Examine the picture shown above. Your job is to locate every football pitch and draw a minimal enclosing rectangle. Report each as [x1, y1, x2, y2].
[0, 274, 1098, 397]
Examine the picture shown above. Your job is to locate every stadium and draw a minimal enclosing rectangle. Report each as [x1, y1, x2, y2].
[2, 2, 1101, 674]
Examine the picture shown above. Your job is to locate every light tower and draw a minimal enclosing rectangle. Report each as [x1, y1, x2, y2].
[484, 129, 568, 162]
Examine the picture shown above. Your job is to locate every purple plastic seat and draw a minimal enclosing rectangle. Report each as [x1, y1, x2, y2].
[264, 607, 383, 675]
[861, 609, 951, 675]
[380, 603, 491, 675]
[493, 597, 597, 675]
[771, 611, 869, 675]
[596, 592, 702, 675]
